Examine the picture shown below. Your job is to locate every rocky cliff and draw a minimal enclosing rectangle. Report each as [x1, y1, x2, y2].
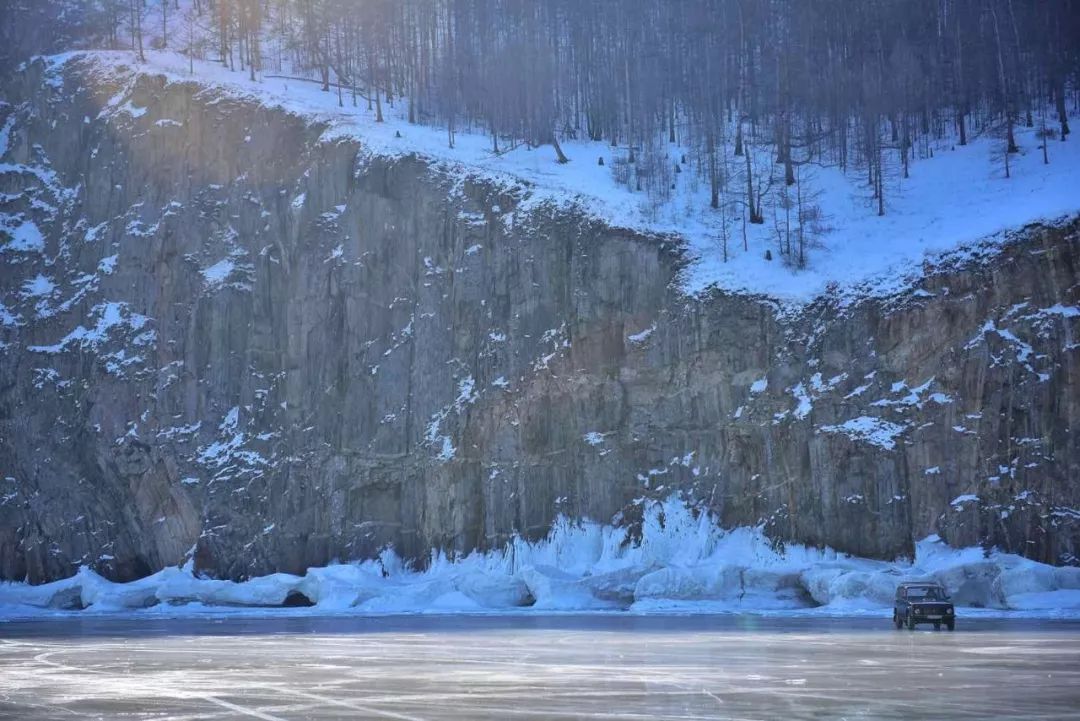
[2, 55, 1078, 584]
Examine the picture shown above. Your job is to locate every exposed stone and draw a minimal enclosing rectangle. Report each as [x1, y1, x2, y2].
[281, 590, 315, 607]
[0, 57, 1077, 586]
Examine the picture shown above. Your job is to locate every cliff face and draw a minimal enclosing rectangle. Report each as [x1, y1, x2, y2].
[1, 56, 1078, 584]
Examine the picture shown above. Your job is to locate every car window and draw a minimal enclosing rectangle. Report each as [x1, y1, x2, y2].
[906, 586, 945, 600]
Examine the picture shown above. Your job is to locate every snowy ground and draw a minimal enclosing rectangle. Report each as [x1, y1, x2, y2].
[20, 47, 1080, 307]
[2, 615, 1079, 720]
[2, 498, 1079, 621]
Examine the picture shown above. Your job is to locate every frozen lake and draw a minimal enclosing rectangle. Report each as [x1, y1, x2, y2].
[2, 615, 1078, 720]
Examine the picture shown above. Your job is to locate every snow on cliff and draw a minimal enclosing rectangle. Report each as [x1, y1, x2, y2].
[30, 46, 1080, 307]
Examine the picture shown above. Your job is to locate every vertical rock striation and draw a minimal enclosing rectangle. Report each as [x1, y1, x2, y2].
[1, 56, 1077, 584]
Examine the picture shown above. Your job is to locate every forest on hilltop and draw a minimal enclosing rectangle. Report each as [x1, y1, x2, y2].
[3, 0, 1080, 266]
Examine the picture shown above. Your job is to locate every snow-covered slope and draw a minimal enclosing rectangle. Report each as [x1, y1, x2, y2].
[34, 45, 1080, 306]
[1, 498, 1078, 620]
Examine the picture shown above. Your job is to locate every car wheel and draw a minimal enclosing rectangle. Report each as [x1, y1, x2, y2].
[894, 613, 903, 629]
[946, 619, 955, 631]
[907, 614, 916, 630]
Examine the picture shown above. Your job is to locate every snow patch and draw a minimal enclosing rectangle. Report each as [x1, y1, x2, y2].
[0, 301, 21, 327]
[0, 114, 14, 158]
[627, 324, 656, 344]
[20, 274, 56, 298]
[790, 383, 813, 420]
[819, 416, 906, 450]
[201, 258, 235, 285]
[0, 217, 45, 253]
[97, 254, 118, 274]
[583, 432, 606, 447]
[27, 302, 151, 354]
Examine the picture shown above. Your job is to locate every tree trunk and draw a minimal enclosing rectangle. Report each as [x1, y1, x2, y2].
[876, 159, 884, 217]
[1056, 80, 1070, 139]
[990, 0, 1018, 154]
[550, 133, 569, 164]
[708, 129, 719, 209]
[783, 117, 795, 187]
[745, 148, 762, 224]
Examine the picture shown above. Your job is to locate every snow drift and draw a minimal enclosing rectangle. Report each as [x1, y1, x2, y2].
[2, 497, 1078, 620]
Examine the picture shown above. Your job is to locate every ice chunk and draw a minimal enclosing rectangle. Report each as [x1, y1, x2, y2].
[931, 561, 1006, 608]
[1007, 589, 1080, 611]
[454, 572, 532, 609]
[519, 565, 621, 611]
[1055, 566, 1080, 590]
[993, 564, 1058, 599]
[0, 495, 1077, 619]
[426, 590, 485, 612]
[354, 576, 458, 613]
[634, 565, 743, 602]
[295, 564, 384, 609]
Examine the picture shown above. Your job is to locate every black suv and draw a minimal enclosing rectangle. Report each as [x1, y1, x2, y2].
[894, 581, 955, 630]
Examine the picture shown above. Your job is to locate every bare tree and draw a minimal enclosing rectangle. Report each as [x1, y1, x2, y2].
[46, 0, 1077, 267]
[129, 0, 145, 62]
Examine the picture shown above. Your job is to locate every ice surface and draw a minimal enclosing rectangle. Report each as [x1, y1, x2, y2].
[4, 615, 1080, 721]
[2, 498, 1078, 620]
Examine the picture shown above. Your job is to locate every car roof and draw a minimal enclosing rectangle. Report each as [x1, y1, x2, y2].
[897, 581, 944, 587]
